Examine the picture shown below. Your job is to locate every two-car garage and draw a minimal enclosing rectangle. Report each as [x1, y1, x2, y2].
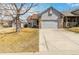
[40, 20, 58, 29]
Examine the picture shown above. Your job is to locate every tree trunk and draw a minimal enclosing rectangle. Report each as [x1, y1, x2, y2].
[16, 15, 21, 32]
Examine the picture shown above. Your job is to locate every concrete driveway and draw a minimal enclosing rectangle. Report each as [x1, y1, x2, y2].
[39, 29, 79, 54]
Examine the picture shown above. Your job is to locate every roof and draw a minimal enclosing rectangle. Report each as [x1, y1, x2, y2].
[62, 8, 79, 16]
[61, 11, 76, 16]
[31, 14, 39, 19]
[27, 14, 39, 21]
[39, 7, 79, 16]
[39, 7, 63, 17]
[71, 9, 79, 15]
[27, 16, 32, 20]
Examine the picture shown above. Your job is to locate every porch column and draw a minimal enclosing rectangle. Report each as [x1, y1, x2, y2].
[76, 16, 77, 27]
[65, 16, 68, 28]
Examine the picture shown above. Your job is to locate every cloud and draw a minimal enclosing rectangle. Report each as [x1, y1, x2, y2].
[28, 9, 39, 14]
[20, 8, 40, 15]
[67, 3, 79, 7]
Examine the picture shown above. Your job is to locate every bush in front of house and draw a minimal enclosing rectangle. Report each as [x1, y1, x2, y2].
[24, 24, 28, 28]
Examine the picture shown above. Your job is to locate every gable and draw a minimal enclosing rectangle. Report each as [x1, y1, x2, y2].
[71, 9, 79, 15]
[40, 7, 63, 20]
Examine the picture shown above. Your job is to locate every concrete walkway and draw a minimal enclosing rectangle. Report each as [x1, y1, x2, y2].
[39, 29, 79, 54]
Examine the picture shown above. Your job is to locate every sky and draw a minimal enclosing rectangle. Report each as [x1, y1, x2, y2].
[31, 3, 79, 12]
[21, 3, 79, 21]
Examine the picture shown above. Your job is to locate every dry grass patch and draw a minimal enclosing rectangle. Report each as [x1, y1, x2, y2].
[67, 27, 79, 33]
[0, 28, 39, 53]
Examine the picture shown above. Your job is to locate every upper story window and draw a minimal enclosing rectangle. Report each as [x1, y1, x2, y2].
[48, 9, 52, 16]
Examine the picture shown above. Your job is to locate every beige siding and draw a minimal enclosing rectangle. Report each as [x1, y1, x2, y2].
[41, 11, 58, 20]
[58, 17, 64, 28]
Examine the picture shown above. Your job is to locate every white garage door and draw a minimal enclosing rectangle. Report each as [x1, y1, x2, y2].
[41, 21, 58, 28]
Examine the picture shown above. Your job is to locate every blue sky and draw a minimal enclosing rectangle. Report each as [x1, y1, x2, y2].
[32, 3, 79, 12]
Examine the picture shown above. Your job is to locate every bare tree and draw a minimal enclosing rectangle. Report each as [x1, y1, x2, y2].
[0, 3, 38, 32]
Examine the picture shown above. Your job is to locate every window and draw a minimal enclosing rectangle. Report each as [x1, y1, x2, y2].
[48, 9, 52, 16]
[48, 13, 52, 16]
[73, 19, 76, 22]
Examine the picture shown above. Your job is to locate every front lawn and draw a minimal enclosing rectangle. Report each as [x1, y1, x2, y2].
[0, 28, 39, 53]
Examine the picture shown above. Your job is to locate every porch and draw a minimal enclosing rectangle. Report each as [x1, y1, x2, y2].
[63, 16, 79, 28]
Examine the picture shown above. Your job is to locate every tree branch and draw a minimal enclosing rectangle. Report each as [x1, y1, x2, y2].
[19, 3, 25, 11]
[20, 3, 38, 15]
[20, 3, 33, 15]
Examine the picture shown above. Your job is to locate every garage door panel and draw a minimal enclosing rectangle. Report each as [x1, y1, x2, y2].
[41, 21, 58, 28]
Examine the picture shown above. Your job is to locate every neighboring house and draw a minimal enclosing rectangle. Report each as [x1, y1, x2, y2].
[61, 10, 79, 28]
[27, 14, 39, 28]
[0, 19, 24, 28]
[0, 20, 13, 27]
[27, 7, 79, 28]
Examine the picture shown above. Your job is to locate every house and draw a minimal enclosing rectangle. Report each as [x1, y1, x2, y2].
[61, 10, 79, 28]
[0, 20, 13, 27]
[39, 7, 63, 28]
[0, 19, 24, 28]
[27, 14, 39, 28]
[27, 7, 79, 28]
